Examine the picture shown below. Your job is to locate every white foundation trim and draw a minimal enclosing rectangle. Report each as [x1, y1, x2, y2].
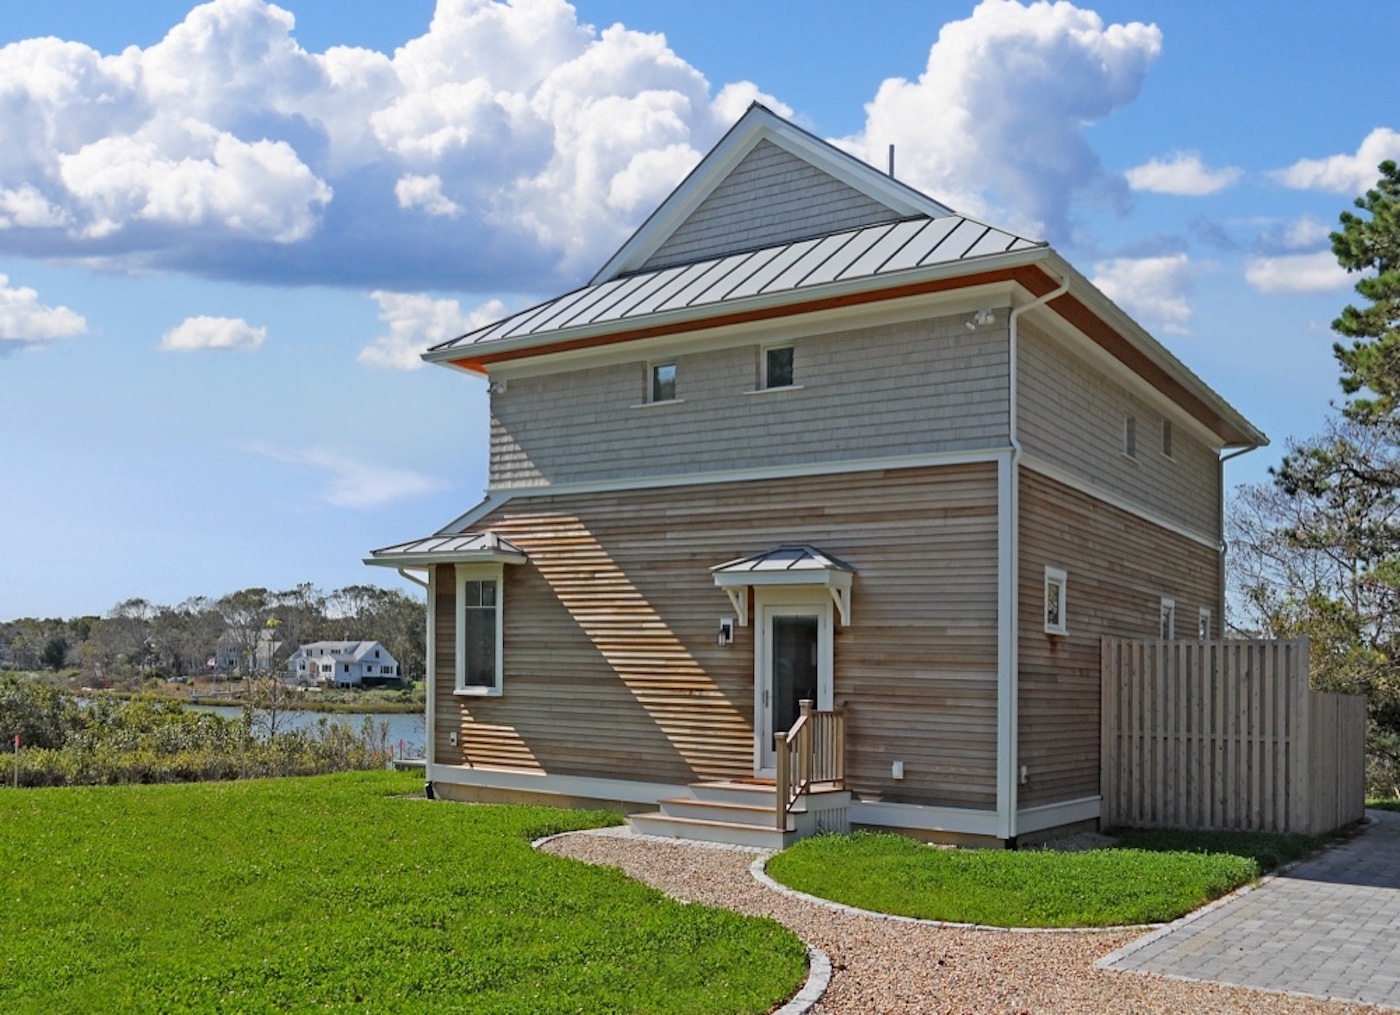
[427, 764, 687, 806]
[849, 800, 1001, 838]
[1016, 796, 1102, 834]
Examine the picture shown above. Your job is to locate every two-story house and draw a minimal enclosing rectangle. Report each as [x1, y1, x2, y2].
[287, 641, 400, 688]
[367, 104, 1264, 847]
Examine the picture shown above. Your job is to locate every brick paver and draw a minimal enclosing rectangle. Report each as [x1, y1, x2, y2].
[1100, 810, 1400, 1009]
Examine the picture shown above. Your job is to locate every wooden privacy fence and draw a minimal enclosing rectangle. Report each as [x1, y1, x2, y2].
[1101, 638, 1365, 835]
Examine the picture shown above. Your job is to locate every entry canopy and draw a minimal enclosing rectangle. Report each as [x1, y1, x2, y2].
[711, 545, 855, 627]
[364, 531, 527, 571]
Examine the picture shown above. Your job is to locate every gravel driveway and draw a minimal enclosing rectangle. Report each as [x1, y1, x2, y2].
[541, 829, 1383, 1014]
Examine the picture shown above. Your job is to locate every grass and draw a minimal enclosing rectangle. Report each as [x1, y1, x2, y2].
[1367, 798, 1400, 812]
[0, 772, 807, 1014]
[1105, 827, 1326, 872]
[766, 830, 1268, 928]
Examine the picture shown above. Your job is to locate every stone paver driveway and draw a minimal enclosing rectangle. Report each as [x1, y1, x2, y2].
[1100, 809, 1400, 1009]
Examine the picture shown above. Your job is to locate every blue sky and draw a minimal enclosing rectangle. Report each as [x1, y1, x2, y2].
[2, 0, 1397, 619]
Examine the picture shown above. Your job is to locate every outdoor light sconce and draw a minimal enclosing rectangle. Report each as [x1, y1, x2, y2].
[717, 617, 734, 646]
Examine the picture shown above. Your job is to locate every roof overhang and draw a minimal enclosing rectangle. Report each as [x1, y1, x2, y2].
[712, 545, 855, 626]
[363, 531, 527, 572]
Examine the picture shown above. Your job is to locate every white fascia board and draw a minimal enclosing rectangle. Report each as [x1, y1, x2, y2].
[848, 799, 1001, 838]
[712, 570, 852, 590]
[589, 104, 954, 285]
[489, 281, 1022, 383]
[423, 245, 1051, 369]
[426, 763, 688, 806]
[1016, 796, 1101, 834]
[1041, 252, 1266, 450]
[363, 550, 525, 569]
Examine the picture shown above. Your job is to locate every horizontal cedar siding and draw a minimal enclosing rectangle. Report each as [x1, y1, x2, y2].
[439, 463, 1001, 808]
[490, 313, 1009, 487]
[1017, 469, 1221, 808]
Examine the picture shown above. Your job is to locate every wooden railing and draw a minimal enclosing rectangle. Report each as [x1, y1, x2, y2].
[775, 700, 846, 830]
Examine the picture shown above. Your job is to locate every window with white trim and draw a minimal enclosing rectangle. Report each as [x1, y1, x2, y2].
[1198, 607, 1211, 640]
[1160, 597, 1176, 639]
[650, 362, 677, 402]
[762, 345, 794, 389]
[456, 564, 504, 694]
[1044, 567, 1068, 635]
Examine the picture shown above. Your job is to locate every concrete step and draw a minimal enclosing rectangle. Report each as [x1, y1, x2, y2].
[657, 796, 779, 826]
[629, 811, 794, 850]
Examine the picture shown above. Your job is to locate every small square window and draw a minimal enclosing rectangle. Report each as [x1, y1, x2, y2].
[1160, 597, 1176, 639]
[1162, 419, 1174, 458]
[1198, 607, 1211, 640]
[1044, 567, 1068, 635]
[651, 362, 676, 402]
[1124, 414, 1137, 459]
[763, 346, 794, 388]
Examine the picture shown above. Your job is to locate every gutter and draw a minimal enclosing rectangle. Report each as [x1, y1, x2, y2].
[999, 271, 1070, 844]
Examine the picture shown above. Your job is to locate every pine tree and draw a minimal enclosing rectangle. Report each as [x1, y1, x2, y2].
[1333, 160, 1400, 422]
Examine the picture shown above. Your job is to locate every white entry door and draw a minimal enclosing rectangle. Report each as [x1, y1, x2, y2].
[756, 596, 833, 775]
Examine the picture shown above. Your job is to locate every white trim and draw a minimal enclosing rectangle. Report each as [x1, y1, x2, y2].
[455, 564, 504, 694]
[1020, 455, 1220, 550]
[425, 566, 438, 770]
[427, 763, 688, 806]
[488, 447, 1010, 500]
[1160, 597, 1176, 640]
[996, 452, 1017, 841]
[743, 384, 805, 396]
[1016, 796, 1101, 834]
[629, 398, 686, 410]
[754, 590, 835, 775]
[849, 799, 1001, 838]
[590, 104, 954, 284]
[760, 342, 796, 391]
[1043, 566, 1068, 636]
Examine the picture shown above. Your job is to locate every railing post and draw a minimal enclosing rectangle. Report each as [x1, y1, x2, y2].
[798, 699, 814, 789]
[835, 704, 846, 787]
[774, 733, 789, 830]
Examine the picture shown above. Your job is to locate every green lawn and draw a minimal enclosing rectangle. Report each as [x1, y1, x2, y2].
[766, 830, 1264, 928]
[0, 772, 807, 1014]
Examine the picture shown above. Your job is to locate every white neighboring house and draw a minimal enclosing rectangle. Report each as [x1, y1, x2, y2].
[212, 630, 282, 673]
[288, 641, 400, 688]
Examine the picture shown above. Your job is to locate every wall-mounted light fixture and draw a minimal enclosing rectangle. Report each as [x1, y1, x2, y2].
[717, 617, 734, 646]
[965, 308, 996, 331]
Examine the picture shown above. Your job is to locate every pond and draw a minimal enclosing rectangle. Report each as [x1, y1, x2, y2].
[188, 704, 426, 759]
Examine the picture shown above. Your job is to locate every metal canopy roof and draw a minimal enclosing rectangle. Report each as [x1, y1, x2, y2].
[428, 215, 1042, 355]
[364, 531, 527, 570]
[711, 545, 856, 626]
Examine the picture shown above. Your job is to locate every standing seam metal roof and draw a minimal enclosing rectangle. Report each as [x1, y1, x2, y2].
[430, 215, 1043, 354]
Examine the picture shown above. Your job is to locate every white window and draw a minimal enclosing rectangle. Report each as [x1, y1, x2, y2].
[456, 564, 504, 695]
[762, 345, 794, 389]
[1044, 567, 1068, 635]
[1162, 419, 1174, 458]
[1124, 414, 1137, 459]
[650, 362, 676, 402]
[1160, 598, 1176, 639]
[1198, 607, 1211, 640]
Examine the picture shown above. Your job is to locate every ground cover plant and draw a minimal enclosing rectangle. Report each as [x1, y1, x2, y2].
[1106, 827, 1325, 872]
[0, 771, 807, 1014]
[765, 830, 1261, 928]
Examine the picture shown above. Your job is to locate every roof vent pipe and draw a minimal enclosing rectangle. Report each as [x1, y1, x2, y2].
[888, 144, 895, 178]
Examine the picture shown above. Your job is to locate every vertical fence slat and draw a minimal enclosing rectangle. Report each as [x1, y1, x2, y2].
[1099, 638, 1359, 836]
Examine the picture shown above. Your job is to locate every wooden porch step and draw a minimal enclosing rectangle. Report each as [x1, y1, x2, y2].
[656, 796, 778, 825]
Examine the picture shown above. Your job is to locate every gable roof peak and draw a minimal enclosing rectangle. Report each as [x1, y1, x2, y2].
[590, 103, 957, 284]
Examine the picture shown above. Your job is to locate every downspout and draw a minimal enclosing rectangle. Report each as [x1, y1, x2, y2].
[1000, 272, 1070, 845]
[420, 567, 438, 795]
[1217, 445, 1259, 635]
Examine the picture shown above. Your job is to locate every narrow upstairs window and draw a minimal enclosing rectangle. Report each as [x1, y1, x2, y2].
[763, 346, 794, 388]
[651, 362, 676, 402]
[1124, 414, 1137, 459]
[1198, 607, 1211, 640]
[1044, 567, 1068, 635]
[1160, 597, 1176, 639]
[1162, 419, 1174, 458]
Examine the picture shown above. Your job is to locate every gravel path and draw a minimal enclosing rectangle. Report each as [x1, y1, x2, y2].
[541, 830, 1383, 1015]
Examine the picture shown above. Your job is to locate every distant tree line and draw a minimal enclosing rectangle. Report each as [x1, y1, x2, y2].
[0, 583, 425, 687]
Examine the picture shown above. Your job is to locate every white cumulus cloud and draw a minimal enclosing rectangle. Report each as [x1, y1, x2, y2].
[1272, 127, 1400, 195]
[160, 315, 267, 351]
[1092, 253, 1194, 334]
[836, 0, 1162, 239]
[1244, 252, 1351, 295]
[358, 291, 508, 370]
[1125, 152, 1242, 196]
[0, 274, 88, 354]
[0, 0, 770, 289]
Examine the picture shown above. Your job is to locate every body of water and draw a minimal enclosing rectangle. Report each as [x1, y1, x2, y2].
[189, 704, 426, 759]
